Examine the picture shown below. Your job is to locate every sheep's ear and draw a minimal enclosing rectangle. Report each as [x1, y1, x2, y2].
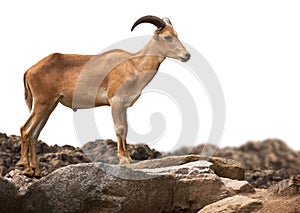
[162, 17, 172, 25]
[153, 34, 159, 40]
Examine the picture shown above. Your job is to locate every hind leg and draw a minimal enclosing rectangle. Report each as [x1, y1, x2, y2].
[16, 114, 34, 172]
[18, 100, 57, 177]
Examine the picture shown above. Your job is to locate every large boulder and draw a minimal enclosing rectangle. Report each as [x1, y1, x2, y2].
[0, 177, 20, 213]
[128, 155, 245, 181]
[19, 161, 231, 213]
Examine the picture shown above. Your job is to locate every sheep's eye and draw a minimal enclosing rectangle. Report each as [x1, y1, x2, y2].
[164, 35, 173, 41]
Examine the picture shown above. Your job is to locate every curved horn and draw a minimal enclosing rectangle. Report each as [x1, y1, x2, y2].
[131, 15, 166, 31]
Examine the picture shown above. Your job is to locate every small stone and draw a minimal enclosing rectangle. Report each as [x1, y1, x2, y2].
[221, 177, 255, 193]
[209, 157, 245, 180]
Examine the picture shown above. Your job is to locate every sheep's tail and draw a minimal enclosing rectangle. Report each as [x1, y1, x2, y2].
[23, 72, 33, 112]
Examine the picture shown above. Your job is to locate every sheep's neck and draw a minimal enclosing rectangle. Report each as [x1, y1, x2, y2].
[133, 40, 165, 73]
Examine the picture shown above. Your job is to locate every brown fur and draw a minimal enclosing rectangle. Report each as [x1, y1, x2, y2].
[16, 21, 190, 178]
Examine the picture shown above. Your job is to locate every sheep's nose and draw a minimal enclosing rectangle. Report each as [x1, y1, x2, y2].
[185, 53, 191, 61]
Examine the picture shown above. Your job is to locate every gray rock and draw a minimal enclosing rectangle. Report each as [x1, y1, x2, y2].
[245, 169, 292, 188]
[138, 160, 213, 177]
[129, 155, 245, 180]
[198, 195, 263, 213]
[82, 139, 162, 163]
[268, 175, 300, 196]
[21, 162, 231, 213]
[0, 133, 91, 177]
[0, 176, 20, 213]
[173, 139, 300, 188]
[128, 155, 202, 170]
[4, 169, 39, 196]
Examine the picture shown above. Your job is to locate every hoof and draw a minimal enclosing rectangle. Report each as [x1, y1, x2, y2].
[16, 160, 29, 168]
[23, 167, 34, 178]
[119, 156, 132, 165]
[33, 169, 42, 179]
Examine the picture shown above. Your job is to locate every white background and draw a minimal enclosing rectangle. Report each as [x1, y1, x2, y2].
[0, 1, 300, 151]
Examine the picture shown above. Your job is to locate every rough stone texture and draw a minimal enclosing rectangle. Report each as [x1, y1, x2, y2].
[82, 139, 162, 163]
[0, 133, 21, 176]
[268, 175, 300, 196]
[198, 195, 263, 213]
[4, 169, 39, 195]
[173, 138, 300, 187]
[20, 162, 231, 213]
[38, 146, 91, 176]
[184, 139, 300, 174]
[128, 155, 202, 170]
[0, 133, 91, 177]
[245, 169, 292, 188]
[0, 133, 161, 177]
[138, 161, 215, 180]
[0, 176, 20, 213]
[3, 132, 299, 189]
[209, 157, 245, 180]
[129, 155, 245, 181]
[220, 177, 255, 193]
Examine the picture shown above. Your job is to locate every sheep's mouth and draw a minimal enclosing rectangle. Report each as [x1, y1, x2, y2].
[179, 56, 189, 62]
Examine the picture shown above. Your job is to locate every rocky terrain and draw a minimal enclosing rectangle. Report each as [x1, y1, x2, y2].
[82, 139, 161, 164]
[1, 132, 300, 212]
[0, 133, 91, 177]
[0, 133, 160, 177]
[174, 138, 300, 188]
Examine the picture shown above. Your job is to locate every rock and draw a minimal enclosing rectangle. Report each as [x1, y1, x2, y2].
[172, 143, 219, 157]
[198, 195, 263, 213]
[138, 160, 214, 178]
[38, 148, 91, 176]
[4, 169, 39, 196]
[128, 155, 201, 170]
[268, 175, 300, 196]
[128, 155, 245, 181]
[245, 169, 292, 188]
[173, 138, 300, 188]
[221, 177, 255, 193]
[82, 139, 162, 163]
[0, 176, 21, 213]
[209, 157, 245, 180]
[172, 173, 230, 212]
[215, 139, 300, 174]
[174, 138, 300, 173]
[0, 133, 91, 177]
[20, 162, 231, 213]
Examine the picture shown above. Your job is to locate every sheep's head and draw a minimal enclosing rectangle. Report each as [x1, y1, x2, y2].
[131, 15, 191, 62]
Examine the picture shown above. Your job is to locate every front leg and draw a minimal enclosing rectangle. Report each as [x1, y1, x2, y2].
[111, 99, 132, 165]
